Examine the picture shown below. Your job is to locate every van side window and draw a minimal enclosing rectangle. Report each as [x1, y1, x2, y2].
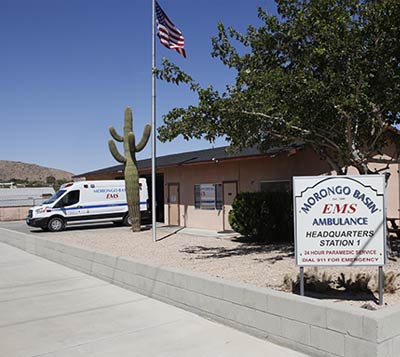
[54, 190, 80, 208]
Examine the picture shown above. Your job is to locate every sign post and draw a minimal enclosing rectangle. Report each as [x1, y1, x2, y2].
[293, 175, 386, 304]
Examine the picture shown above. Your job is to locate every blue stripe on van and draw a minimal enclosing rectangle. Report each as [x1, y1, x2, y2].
[54, 202, 147, 211]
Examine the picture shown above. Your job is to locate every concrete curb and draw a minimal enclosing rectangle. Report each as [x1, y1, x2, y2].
[1, 227, 399, 357]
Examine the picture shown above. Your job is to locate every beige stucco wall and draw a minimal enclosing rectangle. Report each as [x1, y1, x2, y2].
[164, 161, 238, 229]
[81, 145, 400, 231]
[346, 157, 400, 219]
[0, 207, 30, 221]
[163, 147, 400, 230]
[383, 163, 400, 218]
[163, 148, 331, 230]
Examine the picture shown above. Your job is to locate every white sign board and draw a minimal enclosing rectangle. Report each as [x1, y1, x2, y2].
[293, 175, 386, 266]
[200, 184, 216, 209]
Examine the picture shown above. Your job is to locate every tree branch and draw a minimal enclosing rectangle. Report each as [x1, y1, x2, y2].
[239, 110, 310, 134]
[368, 158, 400, 164]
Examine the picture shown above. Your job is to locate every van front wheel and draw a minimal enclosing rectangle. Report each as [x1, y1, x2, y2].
[47, 217, 65, 232]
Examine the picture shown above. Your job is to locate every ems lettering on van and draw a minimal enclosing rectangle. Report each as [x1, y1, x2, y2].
[106, 193, 119, 199]
[293, 175, 386, 267]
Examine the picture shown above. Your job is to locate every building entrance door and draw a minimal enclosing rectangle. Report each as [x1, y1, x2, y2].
[168, 183, 180, 226]
[223, 181, 237, 231]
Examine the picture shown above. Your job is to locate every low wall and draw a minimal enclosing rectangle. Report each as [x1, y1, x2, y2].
[0, 227, 399, 357]
[0, 206, 29, 221]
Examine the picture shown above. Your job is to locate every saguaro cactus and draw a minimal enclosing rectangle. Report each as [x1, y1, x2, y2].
[108, 107, 151, 232]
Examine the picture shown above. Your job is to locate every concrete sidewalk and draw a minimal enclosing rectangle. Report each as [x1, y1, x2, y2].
[0, 242, 309, 357]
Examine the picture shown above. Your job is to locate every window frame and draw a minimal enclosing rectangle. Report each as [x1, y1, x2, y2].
[54, 190, 80, 208]
[194, 183, 223, 210]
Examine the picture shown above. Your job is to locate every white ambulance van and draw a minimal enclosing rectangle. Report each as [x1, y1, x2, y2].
[26, 179, 149, 232]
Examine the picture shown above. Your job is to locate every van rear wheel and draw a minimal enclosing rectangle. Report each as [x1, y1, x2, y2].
[47, 217, 65, 232]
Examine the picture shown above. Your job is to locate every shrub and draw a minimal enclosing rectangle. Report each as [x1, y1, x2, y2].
[284, 270, 400, 296]
[381, 271, 400, 293]
[228, 191, 293, 242]
[370, 271, 400, 294]
[336, 272, 371, 292]
[286, 268, 333, 293]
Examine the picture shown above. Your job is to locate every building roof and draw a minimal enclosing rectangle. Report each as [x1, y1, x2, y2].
[74, 143, 304, 178]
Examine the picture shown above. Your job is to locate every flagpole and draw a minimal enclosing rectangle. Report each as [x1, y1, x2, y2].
[151, 0, 157, 243]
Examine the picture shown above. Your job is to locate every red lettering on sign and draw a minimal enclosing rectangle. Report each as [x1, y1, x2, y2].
[322, 203, 357, 214]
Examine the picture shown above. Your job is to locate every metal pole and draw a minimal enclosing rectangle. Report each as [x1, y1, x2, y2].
[379, 266, 383, 306]
[300, 266, 305, 296]
[151, 0, 157, 243]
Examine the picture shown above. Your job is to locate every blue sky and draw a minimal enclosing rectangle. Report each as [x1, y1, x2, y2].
[1, 0, 274, 175]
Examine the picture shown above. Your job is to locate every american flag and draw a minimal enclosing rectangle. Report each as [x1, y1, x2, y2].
[155, 1, 186, 58]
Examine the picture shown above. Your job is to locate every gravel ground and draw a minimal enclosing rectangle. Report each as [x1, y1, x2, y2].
[31, 224, 400, 310]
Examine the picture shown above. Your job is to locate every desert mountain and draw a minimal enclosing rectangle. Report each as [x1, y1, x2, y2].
[0, 160, 74, 182]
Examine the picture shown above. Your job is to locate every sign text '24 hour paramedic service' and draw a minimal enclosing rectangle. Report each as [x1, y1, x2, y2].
[293, 175, 386, 266]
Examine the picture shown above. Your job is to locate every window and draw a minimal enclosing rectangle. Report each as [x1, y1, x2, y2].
[194, 184, 222, 210]
[43, 190, 66, 204]
[54, 190, 80, 208]
[260, 180, 291, 194]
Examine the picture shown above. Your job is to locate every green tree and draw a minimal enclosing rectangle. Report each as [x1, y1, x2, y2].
[156, 0, 400, 174]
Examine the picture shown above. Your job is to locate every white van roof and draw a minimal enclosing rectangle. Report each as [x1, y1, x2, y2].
[61, 179, 146, 190]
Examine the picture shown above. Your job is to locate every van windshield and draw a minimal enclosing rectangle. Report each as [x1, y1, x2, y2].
[43, 190, 66, 204]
